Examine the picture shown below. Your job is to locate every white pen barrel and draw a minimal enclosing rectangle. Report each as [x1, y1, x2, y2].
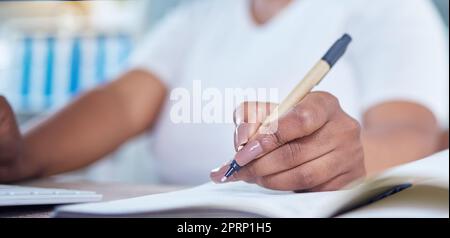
[262, 60, 331, 125]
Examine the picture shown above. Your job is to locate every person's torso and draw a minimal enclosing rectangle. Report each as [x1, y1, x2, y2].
[152, 0, 361, 185]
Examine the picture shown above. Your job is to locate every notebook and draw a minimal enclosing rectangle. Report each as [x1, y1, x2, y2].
[54, 150, 449, 218]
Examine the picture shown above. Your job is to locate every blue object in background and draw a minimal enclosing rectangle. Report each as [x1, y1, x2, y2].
[118, 34, 132, 65]
[6, 0, 446, 116]
[69, 37, 82, 96]
[20, 37, 33, 110]
[96, 35, 107, 84]
[44, 36, 55, 107]
[6, 33, 134, 114]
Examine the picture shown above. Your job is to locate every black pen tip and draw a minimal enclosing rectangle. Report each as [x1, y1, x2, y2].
[223, 160, 242, 180]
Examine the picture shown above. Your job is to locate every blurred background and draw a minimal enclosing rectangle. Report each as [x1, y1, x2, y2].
[0, 0, 448, 184]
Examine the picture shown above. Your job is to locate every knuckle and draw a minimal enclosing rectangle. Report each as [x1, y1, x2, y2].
[323, 92, 339, 105]
[292, 107, 316, 131]
[345, 117, 361, 134]
[316, 91, 339, 105]
[349, 118, 361, 131]
[314, 92, 340, 115]
[271, 130, 285, 146]
[260, 133, 284, 149]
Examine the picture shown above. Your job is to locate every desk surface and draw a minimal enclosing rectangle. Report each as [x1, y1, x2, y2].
[0, 178, 184, 218]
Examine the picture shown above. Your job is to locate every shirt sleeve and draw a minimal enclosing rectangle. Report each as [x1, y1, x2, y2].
[347, 0, 449, 127]
[129, 0, 206, 88]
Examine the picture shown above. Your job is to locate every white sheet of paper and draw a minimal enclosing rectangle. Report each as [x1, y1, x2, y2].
[54, 150, 449, 218]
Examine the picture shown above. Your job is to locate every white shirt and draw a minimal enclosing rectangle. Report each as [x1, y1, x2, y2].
[131, 0, 449, 185]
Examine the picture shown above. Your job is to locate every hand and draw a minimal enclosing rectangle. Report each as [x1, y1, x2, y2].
[0, 96, 24, 182]
[210, 92, 366, 192]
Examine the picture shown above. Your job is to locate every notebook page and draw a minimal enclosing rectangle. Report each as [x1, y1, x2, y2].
[54, 150, 449, 218]
[332, 150, 449, 215]
[54, 182, 354, 218]
[338, 178, 449, 218]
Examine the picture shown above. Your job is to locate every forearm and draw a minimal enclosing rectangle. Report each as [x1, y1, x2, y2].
[20, 88, 129, 178]
[17, 70, 166, 180]
[362, 125, 440, 175]
[361, 102, 441, 176]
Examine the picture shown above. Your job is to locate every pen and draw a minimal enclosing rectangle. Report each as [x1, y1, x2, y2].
[222, 33, 353, 182]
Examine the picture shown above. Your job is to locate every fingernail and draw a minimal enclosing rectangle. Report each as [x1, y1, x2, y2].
[234, 124, 250, 151]
[234, 140, 264, 165]
[210, 166, 221, 173]
[210, 161, 231, 183]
